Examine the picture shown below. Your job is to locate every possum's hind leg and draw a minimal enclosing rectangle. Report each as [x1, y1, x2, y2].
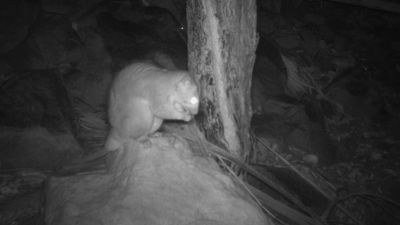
[106, 99, 156, 150]
[123, 101, 155, 136]
[105, 128, 123, 151]
[136, 115, 163, 147]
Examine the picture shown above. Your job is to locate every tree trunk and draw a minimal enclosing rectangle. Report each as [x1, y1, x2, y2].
[187, 0, 257, 158]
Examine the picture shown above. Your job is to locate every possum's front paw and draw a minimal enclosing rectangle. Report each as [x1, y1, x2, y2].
[137, 136, 152, 148]
[161, 133, 186, 149]
[152, 132, 163, 138]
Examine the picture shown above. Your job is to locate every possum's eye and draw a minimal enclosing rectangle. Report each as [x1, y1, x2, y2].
[189, 96, 199, 105]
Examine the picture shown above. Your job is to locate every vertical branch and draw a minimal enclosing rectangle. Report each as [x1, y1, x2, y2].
[187, 0, 257, 158]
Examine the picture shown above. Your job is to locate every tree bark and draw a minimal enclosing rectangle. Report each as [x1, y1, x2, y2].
[187, 0, 257, 158]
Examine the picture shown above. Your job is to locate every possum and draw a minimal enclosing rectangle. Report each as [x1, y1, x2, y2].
[105, 62, 199, 151]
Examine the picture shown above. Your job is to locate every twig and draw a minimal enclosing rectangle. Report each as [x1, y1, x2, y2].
[328, 0, 400, 14]
[256, 136, 337, 201]
[216, 154, 285, 225]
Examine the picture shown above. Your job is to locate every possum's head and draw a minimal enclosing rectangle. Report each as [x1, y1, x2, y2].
[171, 74, 199, 121]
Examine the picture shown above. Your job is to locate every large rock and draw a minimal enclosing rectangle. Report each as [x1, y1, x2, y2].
[45, 136, 272, 225]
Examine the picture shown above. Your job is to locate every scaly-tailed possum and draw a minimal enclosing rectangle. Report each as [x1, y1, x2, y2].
[105, 62, 199, 151]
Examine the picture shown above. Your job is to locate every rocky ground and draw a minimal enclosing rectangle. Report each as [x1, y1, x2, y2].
[0, 0, 399, 224]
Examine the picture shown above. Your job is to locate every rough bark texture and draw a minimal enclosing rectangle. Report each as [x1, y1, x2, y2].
[187, 0, 257, 157]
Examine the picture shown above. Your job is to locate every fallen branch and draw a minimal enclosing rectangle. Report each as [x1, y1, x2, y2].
[329, 0, 400, 14]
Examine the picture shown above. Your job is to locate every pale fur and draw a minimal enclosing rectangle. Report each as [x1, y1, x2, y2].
[105, 62, 199, 151]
